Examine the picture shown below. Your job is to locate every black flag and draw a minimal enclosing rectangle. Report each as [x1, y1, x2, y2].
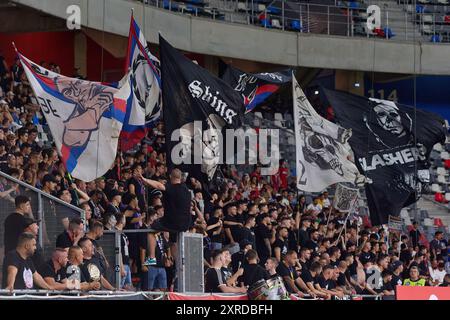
[324, 89, 447, 226]
[160, 36, 244, 183]
[222, 65, 291, 113]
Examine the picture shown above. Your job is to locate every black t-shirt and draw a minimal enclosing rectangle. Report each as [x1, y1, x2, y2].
[298, 228, 309, 247]
[127, 177, 147, 212]
[161, 183, 192, 232]
[326, 279, 337, 290]
[300, 268, 314, 284]
[205, 267, 226, 293]
[237, 227, 255, 248]
[255, 224, 271, 260]
[391, 274, 403, 289]
[56, 231, 73, 249]
[231, 251, 246, 274]
[337, 272, 347, 287]
[2, 250, 36, 289]
[207, 217, 223, 243]
[221, 267, 233, 283]
[276, 261, 298, 293]
[272, 238, 288, 258]
[3, 212, 26, 254]
[287, 230, 298, 251]
[359, 251, 374, 264]
[224, 214, 242, 242]
[241, 263, 269, 287]
[81, 257, 104, 283]
[31, 244, 45, 272]
[314, 275, 328, 289]
[381, 280, 394, 293]
[38, 260, 67, 283]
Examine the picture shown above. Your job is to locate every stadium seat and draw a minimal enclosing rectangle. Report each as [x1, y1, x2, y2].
[438, 0, 449, 4]
[431, 184, 442, 193]
[266, 5, 281, 15]
[257, 4, 266, 12]
[348, 1, 360, 9]
[444, 159, 450, 169]
[271, 18, 282, 29]
[441, 151, 449, 160]
[418, 0, 430, 3]
[431, 34, 441, 42]
[416, 5, 425, 13]
[384, 27, 395, 38]
[261, 19, 272, 28]
[290, 19, 302, 31]
[437, 175, 447, 184]
[445, 193, 450, 201]
[287, 135, 295, 145]
[237, 2, 248, 12]
[435, 192, 445, 202]
[437, 167, 448, 176]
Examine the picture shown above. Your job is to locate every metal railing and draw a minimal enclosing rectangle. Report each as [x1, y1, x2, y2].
[0, 170, 85, 285]
[138, 0, 450, 42]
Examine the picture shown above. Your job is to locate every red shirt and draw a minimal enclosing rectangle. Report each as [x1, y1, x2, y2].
[279, 167, 289, 190]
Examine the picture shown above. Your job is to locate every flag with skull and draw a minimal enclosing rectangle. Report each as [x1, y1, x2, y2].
[160, 36, 244, 183]
[324, 89, 447, 226]
[293, 74, 367, 193]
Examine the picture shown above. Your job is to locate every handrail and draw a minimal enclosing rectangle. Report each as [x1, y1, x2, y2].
[0, 170, 84, 215]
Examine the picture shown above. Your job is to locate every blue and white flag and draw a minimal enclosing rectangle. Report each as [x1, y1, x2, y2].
[120, 14, 162, 151]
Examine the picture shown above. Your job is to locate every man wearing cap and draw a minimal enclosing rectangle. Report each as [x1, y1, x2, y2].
[390, 260, 404, 289]
[23, 216, 44, 268]
[4, 195, 33, 255]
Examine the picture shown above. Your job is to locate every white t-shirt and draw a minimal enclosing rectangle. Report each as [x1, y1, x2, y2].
[429, 267, 446, 285]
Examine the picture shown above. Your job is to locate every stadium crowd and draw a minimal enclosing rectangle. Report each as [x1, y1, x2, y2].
[0, 52, 449, 298]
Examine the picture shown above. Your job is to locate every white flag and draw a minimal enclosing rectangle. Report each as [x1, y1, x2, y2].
[20, 53, 130, 182]
[293, 73, 366, 192]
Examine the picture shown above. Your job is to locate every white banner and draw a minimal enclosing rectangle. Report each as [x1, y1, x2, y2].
[293, 74, 366, 192]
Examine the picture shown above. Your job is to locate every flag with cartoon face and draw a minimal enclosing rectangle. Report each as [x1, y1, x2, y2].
[19, 52, 130, 181]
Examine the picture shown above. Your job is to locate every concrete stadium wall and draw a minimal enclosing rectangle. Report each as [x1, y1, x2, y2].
[12, 0, 450, 75]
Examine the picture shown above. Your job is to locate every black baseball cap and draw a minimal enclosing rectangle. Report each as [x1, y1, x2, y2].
[23, 217, 40, 228]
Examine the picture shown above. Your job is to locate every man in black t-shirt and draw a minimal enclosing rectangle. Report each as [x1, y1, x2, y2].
[276, 250, 309, 297]
[223, 203, 243, 245]
[240, 249, 269, 287]
[55, 217, 84, 249]
[3, 233, 51, 290]
[390, 260, 404, 290]
[272, 227, 289, 262]
[38, 248, 68, 290]
[255, 215, 274, 265]
[3, 195, 32, 255]
[235, 216, 256, 249]
[207, 207, 224, 250]
[204, 250, 247, 294]
[79, 238, 114, 290]
[144, 169, 191, 266]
